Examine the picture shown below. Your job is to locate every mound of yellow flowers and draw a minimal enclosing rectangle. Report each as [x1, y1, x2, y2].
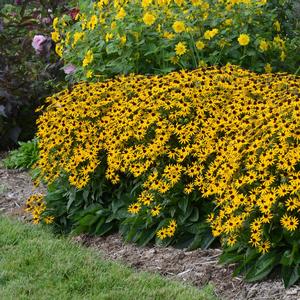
[36, 65, 299, 250]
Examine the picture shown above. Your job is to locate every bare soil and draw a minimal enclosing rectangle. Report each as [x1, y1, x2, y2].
[1, 153, 299, 300]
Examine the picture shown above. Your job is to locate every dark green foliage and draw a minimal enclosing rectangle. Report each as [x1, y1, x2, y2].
[220, 239, 300, 288]
[43, 155, 214, 250]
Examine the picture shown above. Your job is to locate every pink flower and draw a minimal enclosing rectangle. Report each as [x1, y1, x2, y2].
[42, 17, 51, 25]
[32, 35, 47, 54]
[63, 64, 76, 75]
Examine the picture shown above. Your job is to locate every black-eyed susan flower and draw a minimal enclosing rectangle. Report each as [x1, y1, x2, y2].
[280, 215, 299, 231]
[128, 202, 141, 214]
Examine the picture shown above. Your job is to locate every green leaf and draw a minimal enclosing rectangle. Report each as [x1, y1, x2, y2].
[219, 251, 244, 265]
[106, 43, 118, 54]
[281, 265, 300, 288]
[187, 232, 215, 251]
[233, 248, 259, 277]
[94, 223, 114, 236]
[111, 198, 125, 214]
[93, 217, 106, 234]
[136, 227, 157, 246]
[178, 197, 188, 213]
[245, 252, 279, 282]
[66, 190, 76, 211]
[189, 208, 199, 222]
[83, 190, 89, 202]
[169, 207, 176, 218]
[280, 250, 294, 266]
[78, 214, 99, 227]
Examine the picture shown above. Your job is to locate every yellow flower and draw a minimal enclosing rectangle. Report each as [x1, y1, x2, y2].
[238, 33, 250, 46]
[86, 70, 93, 78]
[280, 215, 299, 231]
[87, 15, 98, 30]
[55, 43, 63, 57]
[141, 0, 152, 8]
[105, 33, 113, 42]
[51, 31, 60, 43]
[82, 50, 93, 67]
[280, 51, 286, 61]
[259, 40, 268, 52]
[224, 18, 232, 26]
[111, 21, 117, 30]
[156, 228, 168, 239]
[143, 12, 156, 26]
[116, 7, 126, 20]
[52, 17, 59, 30]
[227, 234, 237, 247]
[174, 0, 184, 5]
[172, 21, 185, 33]
[175, 42, 187, 56]
[44, 216, 55, 224]
[151, 204, 162, 216]
[163, 31, 175, 39]
[128, 202, 141, 214]
[204, 28, 218, 40]
[198, 59, 207, 67]
[264, 63, 272, 73]
[72, 32, 85, 48]
[170, 56, 179, 64]
[274, 20, 281, 32]
[120, 35, 127, 45]
[195, 40, 205, 50]
[191, 0, 201, 5]
[167, 219, 177, 237]
[258, 240, 271, 254]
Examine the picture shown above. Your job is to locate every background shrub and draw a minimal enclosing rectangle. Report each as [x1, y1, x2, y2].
[53, 0, 299, 82]
[0, 1, 69, 149]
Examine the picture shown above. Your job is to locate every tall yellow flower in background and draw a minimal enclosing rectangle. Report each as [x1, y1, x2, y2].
[196, 40, 205, 50]
[116, 7, 126, 20]
[172, 21, 185, 33]
[51, 31, 60, 43]
[87, 15, 98, 30]
[259, 39, 268, 52]
[143, 12, 156, 26]
[52, 17, 59, 30]
[175, 41, 187, 55]
[204, 28, 218, 40]
[82, 50, 94, 67]
[238, 33, 250, 46]
[142, 0, 152, 8]
[55, 43, 63, 57]
[274, 20, 281, 32]
[174, 0, 185, 5]
[264, 62, 272, 72]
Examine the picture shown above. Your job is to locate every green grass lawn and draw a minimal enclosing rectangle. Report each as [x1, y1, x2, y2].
[0, 217, 217, 300]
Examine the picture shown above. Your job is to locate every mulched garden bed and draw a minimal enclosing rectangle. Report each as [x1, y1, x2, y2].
[0, 152, 299, 300]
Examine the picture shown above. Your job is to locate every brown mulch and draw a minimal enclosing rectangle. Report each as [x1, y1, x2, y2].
[1, 152, 300, 300]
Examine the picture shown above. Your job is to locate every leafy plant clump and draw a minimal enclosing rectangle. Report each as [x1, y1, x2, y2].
[3, 139, 39, 169]
[35, 65, 299, 284]
[52, 0, 299, 81]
